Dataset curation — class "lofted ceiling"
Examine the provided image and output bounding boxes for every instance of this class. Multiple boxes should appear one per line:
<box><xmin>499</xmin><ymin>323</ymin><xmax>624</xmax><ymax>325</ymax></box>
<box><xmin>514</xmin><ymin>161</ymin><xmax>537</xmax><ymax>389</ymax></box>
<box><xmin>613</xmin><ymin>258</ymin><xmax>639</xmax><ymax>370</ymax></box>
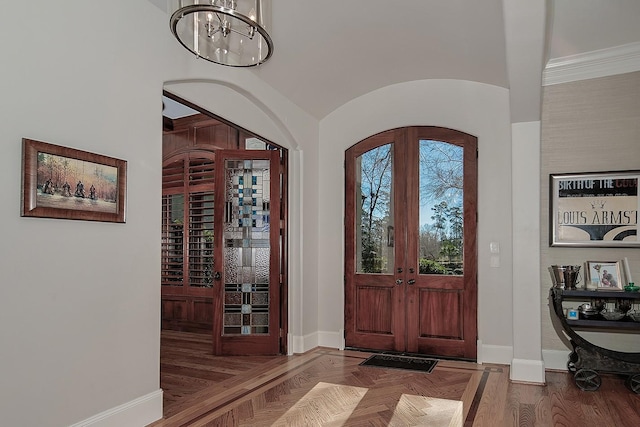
<box><xmin>153</xmin><ymin>0</ymin><xmax>640</xmax><ymax>120</ymax></box>
<box><xmin>252</xmin><ymin>0</ymin><xmax>509</xmax><ymax>119</ymax></box>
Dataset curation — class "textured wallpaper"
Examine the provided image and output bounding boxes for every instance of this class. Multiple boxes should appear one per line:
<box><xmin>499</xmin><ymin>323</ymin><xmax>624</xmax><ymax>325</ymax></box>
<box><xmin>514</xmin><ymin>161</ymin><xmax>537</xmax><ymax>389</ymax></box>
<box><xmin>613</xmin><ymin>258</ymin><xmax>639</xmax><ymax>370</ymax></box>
<box><xmin>541</xmin><ymin>71</ymin><xmax>640</xmax><ymax>351</ymax></box>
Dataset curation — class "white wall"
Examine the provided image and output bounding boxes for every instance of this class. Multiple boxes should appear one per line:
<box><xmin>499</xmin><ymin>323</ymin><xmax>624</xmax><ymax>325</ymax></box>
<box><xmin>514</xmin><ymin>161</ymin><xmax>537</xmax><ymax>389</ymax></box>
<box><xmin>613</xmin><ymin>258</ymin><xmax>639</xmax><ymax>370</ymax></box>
<box><xmin>511</xmin><ymin>121</ymin><xmax>544</xmax><ymax>383</ymax></box>
<box><xmin>0</xmin><ymin>1</ymin><xmax>169</xmax><ymax>426</ymax></box>
<box><xmin>0</xmin><ymin>0</ymin><xmax>319</xmax><ymax>425</ymax></box>
<box><xmin>317</xmin><ymin>79</ymin><xmax>515</xmax><ymax>361</ymax></box>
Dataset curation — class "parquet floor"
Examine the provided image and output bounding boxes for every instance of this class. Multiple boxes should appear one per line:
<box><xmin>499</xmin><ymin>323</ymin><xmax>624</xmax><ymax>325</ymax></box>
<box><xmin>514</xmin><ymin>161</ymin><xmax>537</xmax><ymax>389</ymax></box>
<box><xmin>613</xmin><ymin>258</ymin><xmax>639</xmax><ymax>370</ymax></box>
<box><xmin>150</xmin><ymin>331</ymin><xmax>640</xmax><ymax>426</ymax></box>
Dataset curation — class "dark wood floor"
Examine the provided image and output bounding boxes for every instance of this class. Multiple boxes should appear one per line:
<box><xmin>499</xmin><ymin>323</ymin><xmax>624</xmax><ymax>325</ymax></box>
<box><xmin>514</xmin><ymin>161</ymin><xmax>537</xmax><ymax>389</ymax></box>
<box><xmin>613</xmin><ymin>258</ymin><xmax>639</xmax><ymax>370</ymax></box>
<box><xmin>150</xmin><ymin>330</ymin><xmax>640</xmax><ymax>426</ymax></box>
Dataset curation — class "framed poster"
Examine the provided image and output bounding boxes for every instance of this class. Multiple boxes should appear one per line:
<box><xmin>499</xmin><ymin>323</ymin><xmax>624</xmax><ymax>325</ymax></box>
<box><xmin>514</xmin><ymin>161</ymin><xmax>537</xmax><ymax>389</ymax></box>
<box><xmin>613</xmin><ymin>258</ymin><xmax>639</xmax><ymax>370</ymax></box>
<box><xmin>21</xmin><ymin>138</ymin><xmax>127</xmax><ymax>223</ymax></box>
<box><xmin>550</xmin><ymin>171</ymin><xmax>639</xmax><ymax>247</ymax></box>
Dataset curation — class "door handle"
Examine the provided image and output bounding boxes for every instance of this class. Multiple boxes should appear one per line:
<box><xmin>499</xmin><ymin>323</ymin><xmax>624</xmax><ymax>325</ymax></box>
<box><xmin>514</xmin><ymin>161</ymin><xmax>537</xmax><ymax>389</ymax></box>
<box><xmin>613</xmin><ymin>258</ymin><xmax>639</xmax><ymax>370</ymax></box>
<box><xmin>396</xmin><ymin>279</ymin><xmax>403</xmax><ymax>285</ymax></box>
<box><xmin>407</xmin><ymin>279</ymin><xmax>416</xmax><ymax>285</ymax></box>
<box><xmin>214</xmin><ymin>271</ymin><xmax>222</xmax><ymax>281</ymax></box>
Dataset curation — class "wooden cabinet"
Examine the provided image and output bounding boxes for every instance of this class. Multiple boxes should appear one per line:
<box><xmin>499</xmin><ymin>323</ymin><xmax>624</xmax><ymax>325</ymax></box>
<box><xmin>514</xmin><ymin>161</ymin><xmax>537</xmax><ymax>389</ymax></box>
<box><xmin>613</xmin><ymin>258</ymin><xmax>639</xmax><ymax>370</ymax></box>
<box><xmin>161</xmin><ymin>114</ymin><xmax>235</xmax><ymax>333</ymax></box>
<box><xmin>163</xmin><ymin>113</ymin><xmax>239</xmax><ymax>156</ymax></box>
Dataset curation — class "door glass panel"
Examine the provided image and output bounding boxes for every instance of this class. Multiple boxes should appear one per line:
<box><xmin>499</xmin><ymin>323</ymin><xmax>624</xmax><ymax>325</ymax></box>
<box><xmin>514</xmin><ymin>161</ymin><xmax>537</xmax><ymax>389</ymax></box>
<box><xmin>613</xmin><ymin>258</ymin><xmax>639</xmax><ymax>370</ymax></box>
<box><xmin>355</xmin><ymin>144</ymin><xmax>394</xmax><ymax>274</ymax></box>
<box><xmin>223</xmin><ymin>159</ymin><xmax>271</xmax><ymax>335</ymax></box>
<box><xmin>161</xmin><ymin>194</ymin><xmax>184</xmax><ymax>286</ymax></box>
<box><xmin>419</xmin><ymin>140</ymin><xmax>464</xmax><ymax>275</ymax></box>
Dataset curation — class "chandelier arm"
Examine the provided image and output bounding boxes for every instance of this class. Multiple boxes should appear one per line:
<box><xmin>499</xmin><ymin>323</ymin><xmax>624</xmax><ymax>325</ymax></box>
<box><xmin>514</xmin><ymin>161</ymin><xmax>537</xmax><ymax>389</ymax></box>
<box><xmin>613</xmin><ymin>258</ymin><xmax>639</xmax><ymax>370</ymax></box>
<box><xmin>207</xmin><ymin>27</ymin><xmax>222</xmax><ymax>37</ymax></box>
<box><xmin>214</xmin><ymin>11</ymin><xmax>226</xmax><ymax>23</ymax></box>
<box><xmin>227</xmin><ymin>26</ymin><xmax>256</xmax><ymax>39</ymax></box>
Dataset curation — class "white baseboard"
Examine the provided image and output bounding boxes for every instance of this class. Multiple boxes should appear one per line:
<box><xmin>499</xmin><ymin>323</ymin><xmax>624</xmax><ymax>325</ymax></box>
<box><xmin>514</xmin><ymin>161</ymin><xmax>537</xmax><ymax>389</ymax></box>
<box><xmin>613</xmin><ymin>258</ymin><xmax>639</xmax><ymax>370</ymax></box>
<box><xmin>542</xmin><ymin>349</ymin><xmax>571</xmax><ymax>371</ymax></box>
<box><xmin>478</xmin><ymin>343</ymin><xmax>513</xmax><ymax>365</ymax></box>
<box><xmin>291</xmin><ymin>332</ymin><xmax>319</xmax><ymax>354</ymax></box>
<box><xmin>69</xmin><ymin>389</ymin><xmax>163</xmax><ymax>427</ymax></box>
<box><xmin>510</xmin><ymin>358</ymin><xmax>545</xmax><ymax>384</ymax></box>
<box><xmin>287</xmin><ymin>332</ymin><xmax>294</xmax><ymax>355</ymax></box>
<box><xmin>290</xmin><ymin>330</ymin><xmax>345</xmax><ymax>354</ymax></box>
<box><xmin>479</xmin><ymin>342</ymin><xmax>546</xmax><ymax>383</ymax></box>
<box><xmin>338</xmin><ymin>329</ymin><xmax>345</xmax><ymax>350</ymax></box>
<box><xmin>318</xmin><ymin>330</ymin><xmax>343</xmax><ymax>350</ymax></box>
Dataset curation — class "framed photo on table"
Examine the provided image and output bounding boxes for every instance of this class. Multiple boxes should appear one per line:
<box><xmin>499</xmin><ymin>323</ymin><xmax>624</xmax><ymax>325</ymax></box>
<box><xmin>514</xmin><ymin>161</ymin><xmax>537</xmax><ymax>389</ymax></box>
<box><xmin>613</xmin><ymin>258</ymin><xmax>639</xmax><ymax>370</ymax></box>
<box><xmin>550</xmin><ymin>171</ymin><xmax>640</xmax><ymax>247</ymax></box>
<box><xmin>586</xmin><ymin>261</ymin><xmax>623</xmax><ymax>291</ymax></box>
<box><xmin>21</xmin><ymin>138</ymin><xmax>127</xmax><ymax>223</ymax></box>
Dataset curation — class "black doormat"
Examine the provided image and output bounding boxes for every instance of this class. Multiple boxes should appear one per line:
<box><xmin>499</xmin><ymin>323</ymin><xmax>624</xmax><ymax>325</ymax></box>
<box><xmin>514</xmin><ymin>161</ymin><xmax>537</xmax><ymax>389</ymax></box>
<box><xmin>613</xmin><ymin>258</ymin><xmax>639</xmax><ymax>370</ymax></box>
<box><xmin>359</xmin><ymin>354</ymin><xmax>438</xmax><ymax>373</ymax></box>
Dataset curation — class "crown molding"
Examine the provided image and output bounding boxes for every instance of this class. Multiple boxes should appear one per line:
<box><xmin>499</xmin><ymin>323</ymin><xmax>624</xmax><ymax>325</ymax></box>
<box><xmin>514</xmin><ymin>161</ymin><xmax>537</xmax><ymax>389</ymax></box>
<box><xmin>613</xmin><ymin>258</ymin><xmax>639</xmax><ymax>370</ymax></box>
<box><xmin>543</xmin><ymin>41</ymin><xmax>640</xmax><ymax>86</ymax></box>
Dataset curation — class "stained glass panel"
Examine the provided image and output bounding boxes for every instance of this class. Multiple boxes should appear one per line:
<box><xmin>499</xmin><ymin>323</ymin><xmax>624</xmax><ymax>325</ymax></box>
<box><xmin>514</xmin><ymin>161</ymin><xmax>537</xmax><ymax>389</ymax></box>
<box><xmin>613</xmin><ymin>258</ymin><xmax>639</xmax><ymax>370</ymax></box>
<box><xmin>223</xmin><ymin>159</ymin><xmax>271</xmax><ymax>335</ymax></box>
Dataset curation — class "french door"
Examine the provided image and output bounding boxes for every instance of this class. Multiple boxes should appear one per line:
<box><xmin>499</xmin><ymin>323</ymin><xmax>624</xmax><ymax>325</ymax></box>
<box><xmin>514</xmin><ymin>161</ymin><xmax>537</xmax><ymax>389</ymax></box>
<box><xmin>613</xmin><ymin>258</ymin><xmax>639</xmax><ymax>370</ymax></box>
<box><xmin>161</xmin><ymin>149</ymin><xmax>282</xmax><ymax>356</ymax></box>
<box><xmin>344</xmin><ymin>127</ymin><xmax>478</xmax><ymax>359</ymax></box>
<box><xmin>212</xmin><ymin>150</ymin><xmax>281</xmax><ymax>355</ymax></box>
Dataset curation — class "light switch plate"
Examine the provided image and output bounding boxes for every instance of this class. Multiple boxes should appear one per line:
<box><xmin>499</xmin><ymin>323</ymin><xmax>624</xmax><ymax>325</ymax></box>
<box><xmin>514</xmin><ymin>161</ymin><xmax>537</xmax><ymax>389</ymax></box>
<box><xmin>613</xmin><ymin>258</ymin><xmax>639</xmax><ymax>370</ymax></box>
<box><xmin>490</xmin><ymin>255</ymin><xmax>500</xmax><ymax>268</ymax></box>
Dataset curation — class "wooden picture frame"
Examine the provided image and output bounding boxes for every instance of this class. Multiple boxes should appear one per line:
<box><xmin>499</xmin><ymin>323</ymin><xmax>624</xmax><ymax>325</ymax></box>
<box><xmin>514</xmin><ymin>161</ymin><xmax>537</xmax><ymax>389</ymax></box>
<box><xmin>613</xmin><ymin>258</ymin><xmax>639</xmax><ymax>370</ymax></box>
<box><xmin>21</xmin><ymin>138</ymin><xmax>127</xmax><ymax>223</ymax></box>
<box><xmin>586</xmin><ymin>261</ymin><xmax>623</xmax><ymax>291</ymax></box>
<box><xmin>550</xmin><ymin>171</ymin><xmax>640</xmax><ymax>247</ymax></box>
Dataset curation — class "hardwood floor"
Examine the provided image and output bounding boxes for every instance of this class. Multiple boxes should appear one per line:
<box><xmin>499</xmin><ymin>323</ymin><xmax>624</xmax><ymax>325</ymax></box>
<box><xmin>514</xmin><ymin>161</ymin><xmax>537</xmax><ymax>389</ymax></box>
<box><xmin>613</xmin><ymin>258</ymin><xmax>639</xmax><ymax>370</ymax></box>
<box><xmin>150</xmin><ymin>330</ymin><xmax>640</xmax><ymax>426</ymax></box>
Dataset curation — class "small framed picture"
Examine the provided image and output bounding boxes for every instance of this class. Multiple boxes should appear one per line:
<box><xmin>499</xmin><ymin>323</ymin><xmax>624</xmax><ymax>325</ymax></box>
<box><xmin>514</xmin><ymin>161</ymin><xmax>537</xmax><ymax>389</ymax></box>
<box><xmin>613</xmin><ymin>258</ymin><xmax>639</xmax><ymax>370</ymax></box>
<box><xmin>21</xmin><ymin>138</ymin><xmax>127</xmax><ymax>223</ymax></box>
<box><xmin>586</xmin><ymin>261</ymin><xmax>623</xmax><ymax>291</ymax></box>
<box><xmin>567</xmin><ymin>309</ymin><xmax>579</xmax><ymax>320</ymax></box>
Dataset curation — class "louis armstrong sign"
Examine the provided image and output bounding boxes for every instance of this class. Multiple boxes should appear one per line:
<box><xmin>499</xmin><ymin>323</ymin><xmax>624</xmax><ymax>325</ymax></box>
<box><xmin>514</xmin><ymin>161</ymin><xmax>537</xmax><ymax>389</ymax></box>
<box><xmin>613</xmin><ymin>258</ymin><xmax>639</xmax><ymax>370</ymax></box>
<box><xmin>550</xmin><ymin>171</ymin><xmax>639</xmax><ymax>247</ymax></box>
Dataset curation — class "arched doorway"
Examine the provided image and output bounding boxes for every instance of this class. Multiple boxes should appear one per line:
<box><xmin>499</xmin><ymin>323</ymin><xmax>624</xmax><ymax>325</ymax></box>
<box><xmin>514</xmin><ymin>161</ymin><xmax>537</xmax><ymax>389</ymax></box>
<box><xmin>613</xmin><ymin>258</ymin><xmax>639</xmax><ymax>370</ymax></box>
<box><xmin>344</xmin><ymin>126</ymin><xmax>478</xmax><ymax>360</ymax></box>
<box><xmin>161</xmin><ymin>92</ymin><xmax>288</xmax><ymax>356</ymax></box>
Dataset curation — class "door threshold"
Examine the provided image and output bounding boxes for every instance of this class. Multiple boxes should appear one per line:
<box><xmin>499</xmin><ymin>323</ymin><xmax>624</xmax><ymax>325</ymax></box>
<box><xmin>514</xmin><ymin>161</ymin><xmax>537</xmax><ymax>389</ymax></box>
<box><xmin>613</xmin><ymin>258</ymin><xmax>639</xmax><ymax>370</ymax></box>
<box><xmin>344</xmin><ymin>346</ymin><xmax>476</xmax><ymax>363</ymax></box>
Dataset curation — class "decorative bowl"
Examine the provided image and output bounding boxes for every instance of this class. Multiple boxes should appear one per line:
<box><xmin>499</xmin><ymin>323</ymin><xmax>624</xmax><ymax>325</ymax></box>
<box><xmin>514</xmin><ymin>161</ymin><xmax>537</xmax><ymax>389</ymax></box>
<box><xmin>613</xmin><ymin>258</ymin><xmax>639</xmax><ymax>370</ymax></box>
<box><xmin>579</xmin><ymin>305</ymin><xmax>601</xmax><ymax>319</ymax></box>
<box><xmin>624</xmin><ymin>285</ymin><xmax>640</xmax><ymax>292</ymax></box>
<box><xmin>601</xmin><ymin>309</ymin><xmax>625</xmax><ymax>321</ymax></box>
<box><xmin>580</xmin><ymin>313</ymin><xmax>600</xmax><ymax>320</ymax></box>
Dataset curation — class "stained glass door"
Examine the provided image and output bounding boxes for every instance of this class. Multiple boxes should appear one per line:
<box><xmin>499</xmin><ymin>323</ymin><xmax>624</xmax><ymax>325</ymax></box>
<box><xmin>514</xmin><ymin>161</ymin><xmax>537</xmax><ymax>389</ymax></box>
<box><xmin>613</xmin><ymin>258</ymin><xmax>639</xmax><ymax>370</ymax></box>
<box><xmin>213</xmin><ymin>150</ymin><xmax>281</xmax><ymax>355</ymax></box>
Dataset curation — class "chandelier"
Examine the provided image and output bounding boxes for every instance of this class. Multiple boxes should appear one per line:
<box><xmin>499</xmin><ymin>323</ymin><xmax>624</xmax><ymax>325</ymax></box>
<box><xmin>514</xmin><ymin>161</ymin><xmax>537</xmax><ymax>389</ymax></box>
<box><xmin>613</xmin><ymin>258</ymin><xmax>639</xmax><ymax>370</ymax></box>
<box><xmin>170</xmin><ymin>0</ymin><xmax>273</xmax><ymax>67</ymax></box>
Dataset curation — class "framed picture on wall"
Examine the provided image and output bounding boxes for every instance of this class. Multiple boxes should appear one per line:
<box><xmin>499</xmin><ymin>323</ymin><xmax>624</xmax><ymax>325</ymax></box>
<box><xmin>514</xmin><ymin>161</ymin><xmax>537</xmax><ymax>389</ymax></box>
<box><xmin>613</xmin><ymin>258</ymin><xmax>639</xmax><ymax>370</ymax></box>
<box><xmin>586</xmin><ymin>261</ymin><xmax>623</xmax><ymax>291</ymax></box>
<box><xmin>21</xmin><ymin>138</ymin><xmax>127</xmax><ymax>223</ymax></box>
<box><xmin>550</xmin><ymin>171</ymin><xmax>640</xmax><ymax>247</ymax></box>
